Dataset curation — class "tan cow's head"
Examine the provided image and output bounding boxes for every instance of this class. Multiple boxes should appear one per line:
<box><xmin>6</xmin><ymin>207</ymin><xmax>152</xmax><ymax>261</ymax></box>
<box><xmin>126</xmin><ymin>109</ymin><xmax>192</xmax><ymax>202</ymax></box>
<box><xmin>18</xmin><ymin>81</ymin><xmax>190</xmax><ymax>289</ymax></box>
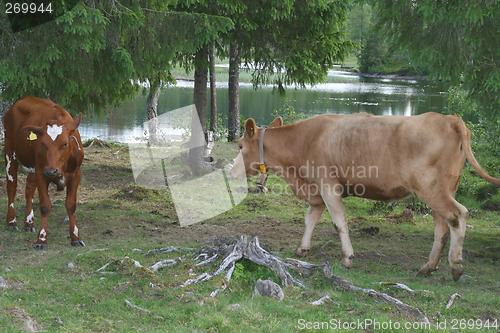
<box><xmin>23</xmin><ymin>114</ymin><xmax>82</xmax><ymax>188</ymax></box>
<box><xmin>230</xmin><ymin>116</ymin><xmax>283</xmax><ymax>179</ymax></box>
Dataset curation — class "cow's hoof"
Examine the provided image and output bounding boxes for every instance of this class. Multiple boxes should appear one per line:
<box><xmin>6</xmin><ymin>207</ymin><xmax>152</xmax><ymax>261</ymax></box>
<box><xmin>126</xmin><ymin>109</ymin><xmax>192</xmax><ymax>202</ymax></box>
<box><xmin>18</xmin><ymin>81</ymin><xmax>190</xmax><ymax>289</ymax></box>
<box><xmin>24</xmin><ymin>224</ymin><xmax>35</xmax><ymax>232</ymax></box>
<box><xmin>451</xmin><ymin>266</ymin><xmax>464</xmax><ymax>282</ymax></box>
<box><xmin>295</xmin><ymin>247</ymin><xmax>310</xmax><ymax>257</ymax></box>
<box><xmin>417</xmin><ymin>265</ymin><xmax>435</xmax><ymax>277</ymax></box>
<box><xmin>7</xmin><ymin>222</ymin><xmax>18</xmax><ymax>230</ymax></box>
<box><xmin>71</xmin><ymin>240</ymin><xmax>86</xmax><ymax>247</ymax></box>
<box><xmin>341</xmin><ymin>257</ymin><xmax>353</xmax><ymax>269</ymax></box>
<box><xmin>34</xmin><ymin>243</ymin><xmax>48</xmax><ymax>250</ymax></box>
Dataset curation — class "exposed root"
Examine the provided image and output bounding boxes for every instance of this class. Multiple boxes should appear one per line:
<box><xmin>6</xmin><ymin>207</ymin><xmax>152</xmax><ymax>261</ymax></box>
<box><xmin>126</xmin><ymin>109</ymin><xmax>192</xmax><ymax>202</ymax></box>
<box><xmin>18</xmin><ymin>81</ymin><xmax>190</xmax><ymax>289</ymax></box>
<box><xmin>323</xmin><ymin>264</ymin><xmax>430</xmax><ymax>324</ymax></box>
<box><xmin>145</xmin><ymin>246</ymin><xmax>191</xmax><ymax>256</ymax></box>
<box><xmin>150</xmin><ymin>259</ymin><xmax>177</xmax><ymax>272</ymax></box>
<box><xmin>182</xmin><ymin>236</ymin><xmax>304</xmax><ymax>288</ymax></box>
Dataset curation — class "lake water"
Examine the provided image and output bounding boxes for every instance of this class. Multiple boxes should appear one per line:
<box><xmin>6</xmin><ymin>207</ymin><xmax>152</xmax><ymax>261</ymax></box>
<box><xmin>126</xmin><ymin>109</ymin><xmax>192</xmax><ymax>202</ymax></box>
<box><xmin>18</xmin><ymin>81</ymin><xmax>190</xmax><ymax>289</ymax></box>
<box><xmin>79</xmin><ymin>68</ymin><xmax>448</xmax><ymax>143</ymax></box>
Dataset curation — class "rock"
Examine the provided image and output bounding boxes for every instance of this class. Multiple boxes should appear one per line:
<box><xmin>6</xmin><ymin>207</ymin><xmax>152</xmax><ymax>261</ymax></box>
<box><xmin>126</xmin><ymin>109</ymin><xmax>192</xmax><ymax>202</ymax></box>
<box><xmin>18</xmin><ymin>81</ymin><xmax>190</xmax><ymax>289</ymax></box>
<box><xmin>229</xmin><ymin>303</ymin><xmax>241</xmax><ymax>311</ymax></box>
<box><xmin>54</xmin><ymin>317</ymin><xmax>64</xmax><ymax>326</ymax></box>
<box><xmin>254</xmin><ymin>279</ymin><xmax>284</xmax><ymax>301</ymax></box>
<box><xmin>66</xmin><ymin>262</ymin><xmax>76</xmax><ymax>270</ymax></box>
<box><xmin>0</xmin><ymin>276</ymin><xmax>8</xmax><ymax>289</ymax></box>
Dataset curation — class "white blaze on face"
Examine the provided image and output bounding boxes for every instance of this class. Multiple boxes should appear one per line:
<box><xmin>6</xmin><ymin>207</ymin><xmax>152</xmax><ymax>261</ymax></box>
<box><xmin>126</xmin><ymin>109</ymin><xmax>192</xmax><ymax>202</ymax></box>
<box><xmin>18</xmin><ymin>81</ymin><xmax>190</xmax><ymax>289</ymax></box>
<box><xmin>39</xmin><ymin>228</ymin><xmax>47</xmax><ymax>242</ymax></box>
<box><xmin>26</xmin><ymin>210</ymin><xmax>34</xmax><ymax>224</ymax></box>
<box><xmin>73</xmin><ymin>225</ymin><xmax>79</xmax><ymax>237</ymax></box>
<box><xmin>5</xmin><ymin>154</ymin><xmax>14</xmax><ymax>182</ymax></box>
<box><xmin>9</xmin><ymin>202</ymin><xmax>14</xmax><ymax>208</ymax></box>
<box><xmin>47</xmin><ymin>124</ymin><xmax>63</xmax><ymax>141</ymax></box>
<box><xmin>8</xmin><ymin>217</ymin><xmax>16</xmax><ymax>224</ymax></box>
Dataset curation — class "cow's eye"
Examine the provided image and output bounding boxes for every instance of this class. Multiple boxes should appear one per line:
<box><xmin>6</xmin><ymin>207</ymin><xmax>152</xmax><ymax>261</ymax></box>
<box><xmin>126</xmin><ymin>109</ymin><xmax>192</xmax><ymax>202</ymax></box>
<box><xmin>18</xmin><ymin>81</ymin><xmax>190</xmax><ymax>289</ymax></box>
<box><xmin>61</xmin><ymin>143</ymin><xmax>68</xmax><ymax>149</ymax></box>
<box><xmin>239</xmin><ymin>144</ymin><xmax>243</xmax><ymax>150</ymax></box>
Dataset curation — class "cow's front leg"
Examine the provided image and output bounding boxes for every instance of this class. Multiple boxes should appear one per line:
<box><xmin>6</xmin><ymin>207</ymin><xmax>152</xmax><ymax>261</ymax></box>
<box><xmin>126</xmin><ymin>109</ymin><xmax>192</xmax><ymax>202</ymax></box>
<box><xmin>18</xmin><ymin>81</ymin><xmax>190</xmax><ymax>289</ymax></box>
<box><xmin>5</xmin><ymin>149</ymin><xmax>18</xmax><ymax>228</ymax></box>
<box><xmin>23</xmin><ymin>173</ymin><xmax>37</xmax><ymax>232</ymax></box>
<box><xmin>296</xmin><ymin>204</ymin><xmax>325</xmax><ymax>256</ymax></box>
<box><xmin>321</xmin><ymin>186</ymin><xmax>354</xmax><ymax>268</ymax></box>
<box><xmin>34</xmin><ymin>174</ymin><xmax>50</xmax><ymax>250</ymax></box>
<box><xmin>66</xmin><ymin>171</ymin><xmax>84</xmax><ymax>247</ymax></box>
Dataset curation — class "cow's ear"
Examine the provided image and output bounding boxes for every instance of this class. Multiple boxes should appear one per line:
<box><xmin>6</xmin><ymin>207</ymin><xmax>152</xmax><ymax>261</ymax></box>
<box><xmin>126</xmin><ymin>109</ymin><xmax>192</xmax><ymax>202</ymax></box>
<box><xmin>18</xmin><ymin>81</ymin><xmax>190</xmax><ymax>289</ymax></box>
<box><xmin>244</xmin><ymin>118</ymin><xmax>256</xmax><ymax>138</ymax></box>
<box><xmin>269</xmin><ymin>116</ymin><xmax>283</xmax><ymax>128</ymax></box>
<box><xmin>22</xmin><ymin>125</ymin><xmax>44</xmax><ymax>140</ymax></box>
<box><xmin>73</xmin><ymin>113</ymin><xmax>82</xmax><ymax>130</ymax></box>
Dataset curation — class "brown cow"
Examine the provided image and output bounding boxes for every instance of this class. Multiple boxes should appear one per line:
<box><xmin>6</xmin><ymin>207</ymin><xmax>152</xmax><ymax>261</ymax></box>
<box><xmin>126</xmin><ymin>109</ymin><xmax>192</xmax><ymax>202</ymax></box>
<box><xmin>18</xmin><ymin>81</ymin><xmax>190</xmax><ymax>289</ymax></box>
<box><xmin>231</xmin><ymin>113</ymin><xmax>500</xmax><ymax>281</ymax></box>
<box><xmin>3</xmin><ymin>96</ymin><xmax>85</xmax><ymax>249</ymax></box>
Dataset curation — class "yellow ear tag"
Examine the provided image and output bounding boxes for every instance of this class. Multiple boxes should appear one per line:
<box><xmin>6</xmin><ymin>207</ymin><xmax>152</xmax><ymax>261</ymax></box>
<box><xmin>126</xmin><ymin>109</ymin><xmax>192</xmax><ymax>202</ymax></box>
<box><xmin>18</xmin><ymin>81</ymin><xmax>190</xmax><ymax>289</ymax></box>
<box><xmin>259</xmin><ymin>163</ymin><xmax>267</xmax><ymax>174</ymax></box>
<box><xmin>28</xmin><ymin>131</ymin><xmax>37</xmax><ymax>141</ymax></box>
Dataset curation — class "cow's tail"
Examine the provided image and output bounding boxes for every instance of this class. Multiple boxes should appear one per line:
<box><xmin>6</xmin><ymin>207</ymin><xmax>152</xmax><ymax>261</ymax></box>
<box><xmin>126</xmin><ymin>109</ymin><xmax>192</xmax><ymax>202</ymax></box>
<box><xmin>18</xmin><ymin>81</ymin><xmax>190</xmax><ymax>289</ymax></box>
<box><xmin>455</xmin><ymin>117</ymin><xmax>500</xmax><ymax>186</ymax></box>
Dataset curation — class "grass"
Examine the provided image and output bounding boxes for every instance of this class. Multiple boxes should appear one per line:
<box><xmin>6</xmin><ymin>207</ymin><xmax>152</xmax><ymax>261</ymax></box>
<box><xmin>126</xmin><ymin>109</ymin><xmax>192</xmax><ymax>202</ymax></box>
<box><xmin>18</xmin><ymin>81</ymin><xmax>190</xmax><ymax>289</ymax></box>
<box><xmin>0</xmin><ymin>144</ymin><xmax>499</xmax><ymax>332</ymax></box>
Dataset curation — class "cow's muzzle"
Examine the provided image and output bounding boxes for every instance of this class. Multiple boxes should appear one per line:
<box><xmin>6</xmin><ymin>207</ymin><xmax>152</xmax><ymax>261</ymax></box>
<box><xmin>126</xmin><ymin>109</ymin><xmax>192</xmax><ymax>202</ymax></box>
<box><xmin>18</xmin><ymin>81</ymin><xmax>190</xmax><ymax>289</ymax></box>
<box><xmin>43</xmin><ymin>168</ymin><xmax>65</xmax><ymax>191</ymax></box>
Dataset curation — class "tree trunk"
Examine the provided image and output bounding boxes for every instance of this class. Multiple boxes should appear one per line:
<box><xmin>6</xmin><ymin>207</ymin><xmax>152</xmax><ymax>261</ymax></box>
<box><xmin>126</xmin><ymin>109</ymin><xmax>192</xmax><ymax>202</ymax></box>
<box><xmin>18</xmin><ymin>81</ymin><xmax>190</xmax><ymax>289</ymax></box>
<box><xmin>146</xmin><ymin>78</ymin><xmax>161</xmax><ymax>144</ymax></box>
<box><xmin>228</xmin><ymin>42</ymin><xmax>240</xmax><ymax>142</ymax></box>
<box><xmin>193</xmin><ymin>46</ymin><xmax>209</xmax><ymax>132</ymax></box>
<box><xmin>189</xmin><ymin>46</ymin><xmax>209</xmax><ymax>175</ymax></box>
<box><xmin>209</xmin><ymin>43</ymin><xmax>217</xmax><ymax>135</ymax></box>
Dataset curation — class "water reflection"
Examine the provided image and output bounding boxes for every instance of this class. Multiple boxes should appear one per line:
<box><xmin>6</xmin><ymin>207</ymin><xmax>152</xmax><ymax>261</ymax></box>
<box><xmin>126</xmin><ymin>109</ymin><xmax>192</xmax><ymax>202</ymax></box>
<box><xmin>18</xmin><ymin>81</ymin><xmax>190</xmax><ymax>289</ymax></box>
<box><xmin>80</xmin><ymin>70</ymin><xmax>447</xmax><ymax>143</ymax></box>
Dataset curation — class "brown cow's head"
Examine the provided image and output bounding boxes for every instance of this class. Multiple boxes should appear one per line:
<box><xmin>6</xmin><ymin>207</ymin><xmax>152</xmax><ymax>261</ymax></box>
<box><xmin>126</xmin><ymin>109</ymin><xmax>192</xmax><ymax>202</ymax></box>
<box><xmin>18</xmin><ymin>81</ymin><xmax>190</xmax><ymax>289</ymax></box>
<box><xmin>23</xmin><ymin>113</ymin><xmax>82</xmax><ymax>190</ymax></box>
<box><xmin>230</xmin><ymin>116</ymin><xmax>283</xmax><ymax>179</ymax></box>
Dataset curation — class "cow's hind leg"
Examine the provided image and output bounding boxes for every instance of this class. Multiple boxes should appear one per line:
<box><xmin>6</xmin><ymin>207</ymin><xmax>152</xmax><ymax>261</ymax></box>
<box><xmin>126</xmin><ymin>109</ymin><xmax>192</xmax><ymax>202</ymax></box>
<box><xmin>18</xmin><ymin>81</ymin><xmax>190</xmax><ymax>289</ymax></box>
<box><xmin>296</xmin><ymin>203</ymin><xmax>325</xmax><ymax>256</ymax></box>
<box><xmin>446</xmin><ymin>200</ymin><xmax>468</xmax><ymax>281</ymax></box>
<box><xmin>66</xmin><ymin>170</ymin><xmax>85</xmax><ymax>247</ymax></box>
<box><xmin>321</xmin><ymin>187</ymin><xmax>354</xmax><ymax>268</ymax></box>
<box><xmin>4</xmin><ymin>144</ymin><xmax>18</xmax><ymax>228</ymax></box>
<box><xmin>23</xmin><ymin>172</ymin><xmax>37</xmax><ymax>232</ymax></box>
<box><xmin>417</xmin><ymin>212</ymin><xmax>449</xmax><ymax>276</ymax></box>
<box><xmin>420</xmin><ymin>193</ymin><xmax>468</xmax><ymax>281</ymax></box>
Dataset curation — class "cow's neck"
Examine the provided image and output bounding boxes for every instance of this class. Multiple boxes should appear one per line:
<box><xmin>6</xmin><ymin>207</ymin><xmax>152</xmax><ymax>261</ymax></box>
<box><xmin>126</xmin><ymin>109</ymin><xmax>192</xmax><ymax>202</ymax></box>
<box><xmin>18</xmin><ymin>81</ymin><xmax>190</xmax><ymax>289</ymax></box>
<box><xmin>262</xmin><ymin>124</ymin><xmax>303</xmax><ymax>172</ymax></box>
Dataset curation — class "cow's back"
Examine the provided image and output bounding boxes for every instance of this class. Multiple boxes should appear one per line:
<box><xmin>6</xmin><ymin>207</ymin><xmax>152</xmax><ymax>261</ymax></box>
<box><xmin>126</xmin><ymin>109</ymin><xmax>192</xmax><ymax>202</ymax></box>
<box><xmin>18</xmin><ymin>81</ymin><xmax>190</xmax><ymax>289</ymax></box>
<box><xmin>300</xmin><ymin>113</ymin><xmax>464</xmax><ymax>200</ymax></box>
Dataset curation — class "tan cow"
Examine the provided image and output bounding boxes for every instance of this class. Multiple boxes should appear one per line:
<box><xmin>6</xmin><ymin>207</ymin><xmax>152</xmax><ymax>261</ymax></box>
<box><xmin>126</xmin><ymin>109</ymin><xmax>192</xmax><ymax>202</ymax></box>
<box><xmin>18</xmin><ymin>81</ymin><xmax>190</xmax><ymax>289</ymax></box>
<box><xmin>231</xmin><ymin>113</ymin><xmax>500</xmax><ymax>281</ymax></box>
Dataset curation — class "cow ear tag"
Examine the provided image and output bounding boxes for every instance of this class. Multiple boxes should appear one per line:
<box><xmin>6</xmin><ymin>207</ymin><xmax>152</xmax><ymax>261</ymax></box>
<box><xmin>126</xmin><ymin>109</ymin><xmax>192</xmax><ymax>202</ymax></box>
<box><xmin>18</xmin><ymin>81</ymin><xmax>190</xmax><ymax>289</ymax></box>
<box><xmin>28</xmin><ymin>131</ymin><xmax>38</xmax><ymax>141</ymax></box>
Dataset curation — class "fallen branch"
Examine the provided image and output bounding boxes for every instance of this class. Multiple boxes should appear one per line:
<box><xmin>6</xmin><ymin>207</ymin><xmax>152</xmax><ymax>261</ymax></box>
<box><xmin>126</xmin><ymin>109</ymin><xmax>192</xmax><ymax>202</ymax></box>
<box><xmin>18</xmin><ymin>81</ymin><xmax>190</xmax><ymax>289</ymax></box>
<box><xmin>323</xmin><ymin>264</ymin><xmax>429</xmax><ymax>324</ymax></box>
<box><xmin>96</xmin><ymin>257</ymin><xmax>144</xmax><ymax>274</ymax></box>
<box><xmin>76</xmin><ymin>248</ymin><xmax>109</xmax><ymax>257</ymax></box>
<box><xmin>310</xmin><ymin>295</ymin><xmax>332</xmax><ymax>306</ymax></box>
<box><xmin>445</xmin><ymin>293</ymin><xmax>461</xmax><ymax>309</ymax></box>
<box><xmin>378</xmin><ymin>282</ymin><xmax>415</xmax><ymax>293</ymax></box>
<box><xmin>145</xmin><ymin>246</ymin><xmax>181</xmax><ymax>256</ymax></box>
<box><xmin>124</xmin><ymin>299</ymin><xmax>164</xmax><ymax>320</ymax></box>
